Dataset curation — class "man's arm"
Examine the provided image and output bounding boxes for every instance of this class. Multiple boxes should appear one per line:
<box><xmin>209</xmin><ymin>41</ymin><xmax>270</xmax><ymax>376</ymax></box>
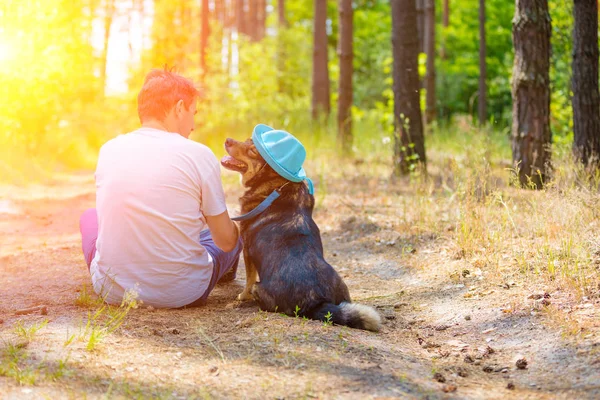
<box><xmin>205</xmin><ymin>211</ymin><xmax>240</xmax><ymax>252</ymax></box>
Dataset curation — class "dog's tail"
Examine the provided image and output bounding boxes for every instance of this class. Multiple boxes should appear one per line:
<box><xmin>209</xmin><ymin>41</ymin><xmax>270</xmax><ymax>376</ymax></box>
<box><xmin>307</xmin><ymin>302</ymin><xmax>382</xmax><ymax>332</ymax></box>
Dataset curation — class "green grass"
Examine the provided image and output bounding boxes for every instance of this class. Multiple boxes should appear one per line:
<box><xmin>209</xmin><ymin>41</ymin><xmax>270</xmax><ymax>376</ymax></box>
<box><xmin>74</xmin><ymin>284</ymin><xmax>104</xmax><ymax>309</ymax></box>
<box><xmin>72</xmin><ymin>287</ymin><xmax>139</xmax><ymax>352</ymax></box>
<box><xmin>13</xmin><ymin>319</ymin><xmax>48</xmax><ymax>343</ymax></box>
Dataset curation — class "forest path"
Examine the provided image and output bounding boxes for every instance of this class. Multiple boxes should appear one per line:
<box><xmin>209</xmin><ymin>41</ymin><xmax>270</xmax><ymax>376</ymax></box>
<box><xmin>1</xmin><ymin>173</ymin><xmax>598</xmax><ymax>399</ymax></box>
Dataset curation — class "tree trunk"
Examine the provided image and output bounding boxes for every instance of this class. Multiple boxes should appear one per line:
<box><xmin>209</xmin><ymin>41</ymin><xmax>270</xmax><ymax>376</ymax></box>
<box><xmin>511</xmin><ymin>0</ymin><xmax>551</xmax><ymax>189</ymax></box>
<box><xmin>100</xmin><ymin>0</ymin><xmax>115</xmax><ymax>96</ymax></box>
<box><xmin>248</xmin><ymin>0</ymin><xmax>258</xmax><ymax>40</ymax></box>
<box><xmin>215</xmin><ymin>0</ymin><xmax>224</xmax><ymax>25</ymax></box>
<box><xmin>478</xmin><ymin>0</ymin><xmax>487</xmax><ymax>125</ymax></box>
<box><xmin>425</xmin><ymin>0</ymin><xmax>436</xmax><ymax>124</ymax></box>
<box><xmin>200</xmin><ymin>0</ymin><xmax>210</xmax><ymax>78</ymax></box>
<box><xmin>443</xmin><ymin>0</ymin><xmax>449</xmax><ymax>27</ymax></box>
<box><xmin>257</xmin><ymin>0</ymin><xmax>267</xmax><ymax>40</ymax></box>
<box><xmin>278</xmin><ymin>0</ymin><xmax>287</xmax><ymax>28</ymax></box>
<box><xmin>338</xmin><ymin>0</ymin><xmax>353</xmax><ymax>153</ymax></box>
<box><xmin>277</xmin><ymin>0</ymin><xmax>287</xmax><ymax>93</ymax></box>
<box><xmin>312</xmin><ymin>0</ymin><xmax>330</xmax><ymax>119</ymax></box>
<box><xmin>236</xmin><ymin>0</ymin><xmax>246</xmax><ymax>37</ymax></box>
<box><xmin>416</xmin><ymin>0</ymin><xmax>425</xmax><ymax>53</ymax></box>
<box><xmin>572</xmin><ymin>0</ymin><xmax>600</xmax><ymax>168</ymax></box>
<box><xmin>391</xmin><ymin>0</ymin><xmax>426</xmax><ymax>175</ymax></box>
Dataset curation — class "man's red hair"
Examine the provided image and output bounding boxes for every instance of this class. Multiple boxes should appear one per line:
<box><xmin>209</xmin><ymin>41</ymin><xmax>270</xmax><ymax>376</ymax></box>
<box><xmin>137</xmin><ymin>69</ymin><xmax>200</xmax><ymax>123</ymax></box>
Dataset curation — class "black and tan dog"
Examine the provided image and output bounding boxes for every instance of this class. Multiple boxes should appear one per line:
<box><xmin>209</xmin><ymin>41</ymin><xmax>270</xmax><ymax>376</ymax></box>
<box><xmin>221</xmin><ymin>138</ymin><xmax>381</xmax><ymax>332</ymax></box>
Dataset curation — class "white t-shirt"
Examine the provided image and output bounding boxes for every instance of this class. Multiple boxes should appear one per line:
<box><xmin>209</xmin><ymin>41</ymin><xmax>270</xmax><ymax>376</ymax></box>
<box><xmin>90</xmin><ymin>127</ymin><xmax>227</xmax><ymax>308</ymax></box>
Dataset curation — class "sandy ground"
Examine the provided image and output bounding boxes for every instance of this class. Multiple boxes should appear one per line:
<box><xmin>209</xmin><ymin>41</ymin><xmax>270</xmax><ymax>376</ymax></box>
<box><xmin>1</xmin><ymin>172</ymin><xmax>600</xmax><ymax>399</ymax></box>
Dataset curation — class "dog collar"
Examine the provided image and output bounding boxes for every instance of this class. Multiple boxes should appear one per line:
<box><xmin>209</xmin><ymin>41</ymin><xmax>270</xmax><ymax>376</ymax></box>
<box><xmin>231</xmin><ymin>182</ymin><xmax>291</xmax><ymax>222</ymax></box>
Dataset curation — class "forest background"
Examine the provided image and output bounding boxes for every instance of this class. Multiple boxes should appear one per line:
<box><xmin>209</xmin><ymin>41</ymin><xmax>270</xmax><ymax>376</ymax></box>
<box><xmin>0</xmin><ymin>0</ymin><xmax>582</xmax><ymax>181</ymax></box>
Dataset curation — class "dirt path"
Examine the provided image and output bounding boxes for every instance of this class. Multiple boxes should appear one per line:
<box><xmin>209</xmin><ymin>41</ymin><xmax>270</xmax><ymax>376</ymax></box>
<box><xmin>1</xmin><ymin>174</ymin><xmax>599</xmax><ymax>399</ymax></box>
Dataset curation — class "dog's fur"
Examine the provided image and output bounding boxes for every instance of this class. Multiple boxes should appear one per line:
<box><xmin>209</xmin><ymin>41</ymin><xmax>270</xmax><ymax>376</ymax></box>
<box><xmin>221</xmin><ymin>138</ymin><xmax>381</xmax><ymax>332</ymax></box>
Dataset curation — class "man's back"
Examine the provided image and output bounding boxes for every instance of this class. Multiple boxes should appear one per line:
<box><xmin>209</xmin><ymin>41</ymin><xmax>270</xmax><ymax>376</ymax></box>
<box><xmin>91</xmin><ymin>127</ymin><xmax>227</xmax><ymax>308</ymax></box>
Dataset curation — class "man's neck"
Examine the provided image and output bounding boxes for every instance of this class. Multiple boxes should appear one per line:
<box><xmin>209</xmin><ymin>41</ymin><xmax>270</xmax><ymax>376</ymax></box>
<box><xmin>142</xmin><ymin>120</ymin><xmax>171</xmax><ymax>133</ymax></box>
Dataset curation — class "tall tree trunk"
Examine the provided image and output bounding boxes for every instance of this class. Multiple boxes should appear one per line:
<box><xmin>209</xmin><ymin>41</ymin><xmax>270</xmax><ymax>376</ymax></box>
<box><xmin>215</xmin><ymin>0</ymin><xmax>224</xmax><ymax>24</ymax></box>
<box><xmin>214</xmin><ymin>0</ymin><xmax>225</xmax><ymax>59</ymax></box>
<box><xmin>425</xmin><ymin>0</ymin><xmax>436</xmax><ymax>124</ymax></box>
<box><xmin>200</xmin><ymin>0</ymin><xmax>210</xmax><ymax>78</ymax></box>
<box><xmin>572</xmin><ymin>0</ymin><xmax>600</xmax><ymax>168</ymax></box>
<box><xmin>100</xmin><ymin>0</ymin><xmax>115</xmax><ymax>96</ymax></box>
<box><xmin>248</xmin><ymin>0</ymin><xmax>258</xmax><ymax>40</ymax></box>
<box><xmin>391</xmin><ymin>0</ymin><xmax>426</xmax><ymax>175</ymax></box>
<box><xmin>478</xmin><ymin>0</ymin><xmax>487</xmax><ymax>125</ymax></box>
<box><xmin>278</xmin><ymin>0</ymin><xmax>287</xmax><ymax>28</ymax></box>
<box><xmin>236</xmin><ymin>0</ymin><xmax>246</xmax><ymax>37</ymax></box>
<box><xmin>312</xmin><ymin>0</ymin><xmax>330</xmax><ymax>119</ymax></box>
<box><xmin>277</xmin><ymin>0</ymin><xmax>287</xmax><ymax>93</ymax></box>
<box><xmin>511</xmin><ymin>0</ymin><xmax>551</xmax><ymax>189</ymax></box>
<box><xmin>338</xmin><ymin>0</ymin><xmax>353</xmax><ymax>153</ymax></box>
<box><xmin>443</xmin><ymin>0</ymin><xmax>449</xmax><ymax>27</ymax></box>
<box><xmin>416</xmin><ymin>0</ymin><xmax>425</xmax><ymax>53</ymax></box>
<box><xmin>257</xmin><ymin>0</ymin><xmax>267</xmax><ymax>40</ymax></box>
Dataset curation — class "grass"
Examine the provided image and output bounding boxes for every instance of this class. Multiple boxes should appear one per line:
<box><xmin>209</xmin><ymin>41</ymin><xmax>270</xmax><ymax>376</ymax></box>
<box><xmin>219</xmin><ymin>116</ymin><xmax>600</xmax><ymax>306</ymax></box>
<box><xmin>0</xmin><ymin>341</ymin><xmax>38</xmax><ymax>385</ymax></box>
<box><xmin>0</xmin><ymin>338</ymin><xmax>71</xmax><ymax>386</ymax></box>
<box><xmin>74</xmin><ymin>284</ymin><xmax>104</xmax><ymax>309</ymax></box>
<box><xmin>74</xmin><ymin>288</ymin><xmax>139</xmax><ymax>352</ymax></box>
<box><xmin>1</xmin><ymin>287</ymin><xmax>140</xmax><ymax>387</ymax></box>
<box><xmin>13</xmin><ymin>319</ymin><xmax>48</xmax><ymax>343</ymax></box>
<box><xmin>197</xmin><ymin>326</ymin><xmax>227</xmax><ymax>363</ymax></box>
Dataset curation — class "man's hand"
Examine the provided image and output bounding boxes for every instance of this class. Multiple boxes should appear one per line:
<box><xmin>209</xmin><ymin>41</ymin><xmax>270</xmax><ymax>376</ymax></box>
<box><xmin>205</xmin><ymin>211</ymin><xmax>239</xmax><ymax>252</ymax></box>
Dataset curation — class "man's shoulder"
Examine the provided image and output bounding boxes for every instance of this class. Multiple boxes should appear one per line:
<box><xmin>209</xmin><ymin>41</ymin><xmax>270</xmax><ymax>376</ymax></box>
<box><xmin>180</xmin><ymin>139</ymin><xmax>215</xmax><ymax>156</ymax></box>
<box><xmin>98</xmin><ymin>130</ymin><xmax>218</xmax><ymax>164</ymax></box>
<box><xmin>178</xmin><ymin>140</ymin><xmax>221</xmax><ymax>167</ymax></box>
<box><xmin>99</xmin><ymin>134</ymin><xmax>126</xmax><ymax>153</ymax></box>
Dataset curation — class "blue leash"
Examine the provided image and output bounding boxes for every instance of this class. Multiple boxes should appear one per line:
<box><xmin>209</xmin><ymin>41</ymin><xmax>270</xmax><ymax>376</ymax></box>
<box><xmin>231</xmin><ymin>190</ymin><xmax>281</xmax><ymax>222</ymax></box>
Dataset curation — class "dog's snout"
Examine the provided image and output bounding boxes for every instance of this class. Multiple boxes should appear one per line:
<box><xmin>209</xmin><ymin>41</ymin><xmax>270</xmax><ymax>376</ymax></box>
<box><xmin>225</xmin><ymin>138</ymin><xmax>235</xmax><ymax>147</ymax></box>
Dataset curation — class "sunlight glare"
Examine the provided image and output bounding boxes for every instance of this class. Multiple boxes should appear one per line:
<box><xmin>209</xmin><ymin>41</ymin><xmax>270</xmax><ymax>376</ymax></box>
<box><xmin>0</xmin><ymin>39</ymin><xmax>15</xmax><ymax>65</ymax></box>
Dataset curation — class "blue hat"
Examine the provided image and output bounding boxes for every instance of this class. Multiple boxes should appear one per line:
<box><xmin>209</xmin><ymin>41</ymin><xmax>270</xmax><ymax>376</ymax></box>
<box><xmin>252</xmin><ymin>124</ymin><xmax>314</xmax><ymax>195</ymax></box>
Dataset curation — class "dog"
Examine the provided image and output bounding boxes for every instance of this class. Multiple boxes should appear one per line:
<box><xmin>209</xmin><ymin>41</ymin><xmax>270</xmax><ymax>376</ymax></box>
<box><xmin>221</xmin><ymin>137</ymin><xmax>381</xmax><ymax>332</ymax></box>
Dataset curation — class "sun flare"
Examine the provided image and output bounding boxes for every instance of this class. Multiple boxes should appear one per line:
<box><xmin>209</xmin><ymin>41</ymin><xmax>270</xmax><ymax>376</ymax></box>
<box><xmin>0</xmin><ymin>39</ymin><xmax>15</xmax><ymax>65</ymax></box>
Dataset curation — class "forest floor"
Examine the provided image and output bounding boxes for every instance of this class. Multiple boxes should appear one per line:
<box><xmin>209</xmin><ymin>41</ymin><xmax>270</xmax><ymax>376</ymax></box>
<box><xmin>1</xmin><ymin>166</ymin><xmax>600</xmax><ymax>399</ymax></box>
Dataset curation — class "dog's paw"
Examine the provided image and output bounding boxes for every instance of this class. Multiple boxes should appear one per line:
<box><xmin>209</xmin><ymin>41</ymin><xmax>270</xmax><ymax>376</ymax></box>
<box><xmin>237</xmin><ymin>291</ymin><xmax>254</xmax><ymax>301</ymax></box>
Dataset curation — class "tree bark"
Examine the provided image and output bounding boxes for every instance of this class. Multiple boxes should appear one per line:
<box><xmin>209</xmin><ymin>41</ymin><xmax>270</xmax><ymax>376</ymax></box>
<box><xmin>572</xmin><ymin>0</ymin><xmax>600</xmax><ymax>168</ymax></box>
<box><xmin>338</xmin><ymin>0</ymin><xmax>353</xmax><ymax>153</ymax></box>
<box><xmin>257</xmin><ymin>0</ymin><xmax>267</xmax><ymax>40</ymax></box>
<box><xmin>236</xmin><ymin>0</ymin><xmax>246</xmax><ymax>37</ymax></box>
<box><xmin>511</xmin><ymin>0</ymin><xmax>552</xmax><ymax>189</ymax></box>
<box><xmin>478</xmin><ymin>0</ymin><xmax>487</xmax><ymax>125</ymax></box>
<box><xmin>215</xmin><ymin>0</ymin><xmax>224</xmax><ymax>25</ymax></box>
<box><xmin>443</xmin><ymin>0</ymin><xmax>449</xmax><ymax>27</ymax></box>
<box><xmin>277</xmin><ymin>0</ymin><xmax>287</xmax><ymax>93</ymax></box>
<box><xmin>248</xmin><ymin>0</ymin><xmax>258</xmax><ymax>40</ymax></box>
<box><xmin>425</xmin><ymin>0</ymin><xmax>436</xmax><ymax>124</ymax></box>
<box><xmin>391</xmin><ymin>0</ymin><xmax>426</xmax><ymax>175</ymax></box>
<box><xmin>278</xmin><ymin>0</ymin><xmax>288</xmax><ymax>28</ymax></box>
<box><xmin>312</xmin><ymin>0</ymin><xmax>330</xmax><ymax>119</ymax></box>
<box><xmin>200</xmin><ymin>0</ymin><xmax>210</xmax><ymax>78</ymax></box>
<box><xmin>416</xmin><ymin>0</ymin><xmax>425</xmax><ymax>53</ymax></box>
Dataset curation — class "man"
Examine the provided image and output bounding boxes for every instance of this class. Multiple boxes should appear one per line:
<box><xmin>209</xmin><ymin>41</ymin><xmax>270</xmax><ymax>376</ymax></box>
<box><xmin>79</xmin><ymin>69</ymin><xmax>242</xmax><ymax>308</ymax></box>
